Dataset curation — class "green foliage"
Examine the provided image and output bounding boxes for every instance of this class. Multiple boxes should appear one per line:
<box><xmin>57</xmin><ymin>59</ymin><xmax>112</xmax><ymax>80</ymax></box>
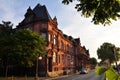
<box><xmin>97</xmin><ymin>42</ymin><xmax>120</xmax><ymax>64</ymax></box>
<box><xmin>90</xmin><ymin>57</ymin><xmax>97</xmax><ymax>65</ymax></box>
<box><xmin>0</xmin><ymin>21</ymin><xmax>17</xmax><ymax>76</ymax></box>
<box><xmin>0</xmin><ymin>21</ymin><xmax>16</xmax><ymax>65</ymax></box>
<box><xmin>0</xmin><ymin>21</ymin><xmax>47</xmax><ymax>76</ymax></box>
<box><xmin>14</xmin><ymin>30</ymin><xmax>47</xmax><ymax>67</ymax></box>
<box><xmin>106</xmin><ymin>68</ymin><xmax>119</xmax><ymax>80</ymax></box>
<box><xmin>62</xmin><ymin>0</ymin><xmax>120</xmax><ymax>25</ymax></box>
<box><xmin>95</xmin><ymin>66</ymin><xmax>120</xmax><ymax>80</ymax></box>
<box><xmin>95</xmin><ymin>66</ymin><xmax>107</xmax><ymax>75</ymax></box>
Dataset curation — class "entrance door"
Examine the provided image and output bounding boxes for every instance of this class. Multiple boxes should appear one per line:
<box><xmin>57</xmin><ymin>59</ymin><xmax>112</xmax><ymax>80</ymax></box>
<box><xmin>48</xmin><ymin>57</ymin><xmax>52</xmax><ymax>72</ymax></box>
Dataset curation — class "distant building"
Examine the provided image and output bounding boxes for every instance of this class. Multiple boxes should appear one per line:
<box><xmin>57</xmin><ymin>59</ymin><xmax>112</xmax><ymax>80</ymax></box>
<box><xmin>17</xmin><ymin>4</ymin><xmax>90</xmax><ymax>77</ymax></box>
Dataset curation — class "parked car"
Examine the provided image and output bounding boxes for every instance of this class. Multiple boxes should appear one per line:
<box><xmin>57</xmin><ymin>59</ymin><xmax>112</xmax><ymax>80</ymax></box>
<box><xmin>80</xmin><ymin>67</ymin><xmax>88</xmax><ymax>74</ymax></box>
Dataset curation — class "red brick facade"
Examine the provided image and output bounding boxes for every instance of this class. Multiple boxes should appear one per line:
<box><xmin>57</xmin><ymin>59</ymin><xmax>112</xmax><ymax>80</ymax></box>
<box><xmin>17</xmin><ymin>4</ymin><xmax>90</xmax><ymax>77</ymax></box>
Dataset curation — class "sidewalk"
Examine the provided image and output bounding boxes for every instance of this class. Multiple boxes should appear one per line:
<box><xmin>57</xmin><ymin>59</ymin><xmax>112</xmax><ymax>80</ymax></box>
<box><xmin>39</xmin><ymin>74</ymin><xmax>75</xmax><ymax>80</ymax></box>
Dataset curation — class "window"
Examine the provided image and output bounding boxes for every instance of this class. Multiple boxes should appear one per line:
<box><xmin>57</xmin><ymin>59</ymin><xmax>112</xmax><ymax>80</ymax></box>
<box><xmin>58</xmin><ymin>55</ymin><xmax>60</xmax><ymax>63</ymax></box>
<box><xmin>67</xmin><ymin>45</ymin><xmax>69</xmax><ymax>51</ymax></box>
<box><xmin>41</xmin><ymin>33</ymin><xmax>46</xmax><ymax>39</ymax></box>
<box><xmin>61</xmin><ymin>41</ymin><xmax>64</xmax><ymax>50</ymax></box>
<box><xmin>53</xmin><ymin>34</ymin><xmax>57</xmax><ymax>45</ymax></box>
<box><xmin>24</xmin><ymin>25</ymin><xmax>31</xmax><ymax>30</ymax></box>
<box><xmin>26</xmin><ymin>27</ymin><xmax>30</xmax><ymax>30</ymax></box>
<box><xmin>28</xmin><ymin>17</ymin><xmax>31</xmax><ymax>21</ymax></box>
<box><xmin>48</xmin><ymin>34</ymin><xmax>52</xmax><ymax>42</ymax></box>
<box><xmin>41</xmin><ymin>23</ymin><xmax>47</xmax><ymax>28</ymax></box>
<box><xmin>62</xmin><ymin>54</ymin><xmax>64</xmax><ymax>64</ymax></box>
<box><xmin>59</xmin><ymin>41</ymin><xmax>61</xmax><ymax>48</ymax></box>
<box><xmin>53</xmin><ymin>52</ymin><xmax>57</xmax><ymax>63</ymax></box>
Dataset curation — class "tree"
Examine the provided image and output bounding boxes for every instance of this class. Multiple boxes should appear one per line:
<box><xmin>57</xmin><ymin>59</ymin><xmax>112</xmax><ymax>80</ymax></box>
<box><xmin>90</xmin><ymin>57</ymin><xmax>97</xmax><ymax>66</ymax></box>
<box><xmin>90</xmin><ymin>57</ymin><xmax>97</xmax><ymax>69</ymax></box>
<box><xmin>62</xmin><ymin>0</ymin><xmax>120</xmax><ymax>25</ymax></box>
<box><xmin>0</xmin><ymin>21</ymin><xmax>16</xmax><ymax>77</ymax></box>
<box><xmin>0</xmin><ymin>21</ymin><xmax>47</xmax><ymax>76</ymax></box>
<box><xmin>97</xmin><ymin>42</ymin><xmax>120</xmax><ymax>64</ymax></box>
<box><xmin>14</xmin><ymin>30</ymin><xmax>47</xmax><ymax>67</ymax></box>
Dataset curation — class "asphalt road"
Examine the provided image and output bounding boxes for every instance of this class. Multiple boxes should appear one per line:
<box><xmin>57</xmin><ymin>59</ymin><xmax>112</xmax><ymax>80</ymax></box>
<box><xmin>52</xmin><ymin>70</ymin><xmax>105</xmax><ymax>80</ymax></box>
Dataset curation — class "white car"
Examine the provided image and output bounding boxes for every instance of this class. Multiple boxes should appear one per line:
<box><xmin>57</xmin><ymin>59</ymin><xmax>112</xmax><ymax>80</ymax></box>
<box><xmin>80</xmin><ymin>68</ymin><xmax>88</xmax><ymax>74</ymax></box>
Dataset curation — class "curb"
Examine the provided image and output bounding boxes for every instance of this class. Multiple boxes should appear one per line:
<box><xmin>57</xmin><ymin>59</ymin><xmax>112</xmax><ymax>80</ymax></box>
<box><xmin>41</xmin><ymin>74</ymin><xmax>75</xmax><ymax>80</ymax></box>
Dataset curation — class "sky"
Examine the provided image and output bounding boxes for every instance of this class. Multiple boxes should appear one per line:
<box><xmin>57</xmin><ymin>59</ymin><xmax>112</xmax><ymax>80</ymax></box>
<box><xmin>0</xmin><ymin>0</ymin><xmax>120</xmax><ymax>61</ymax></box>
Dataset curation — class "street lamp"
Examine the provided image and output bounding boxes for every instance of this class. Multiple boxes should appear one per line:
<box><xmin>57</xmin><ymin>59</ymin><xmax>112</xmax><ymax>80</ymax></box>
<box><xmin>36</xmin><ymin>56</ymin><xmax>42</xmax><ymax>80</ymax></box>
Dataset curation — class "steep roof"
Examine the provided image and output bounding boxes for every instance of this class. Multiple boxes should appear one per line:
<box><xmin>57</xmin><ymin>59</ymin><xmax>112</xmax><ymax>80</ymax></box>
<box><xmin>0</xmin><ymin>24</ymin><xmax>3</xmax><ymax>27</ymax></box>
<box><xmin>74</xmin><ymin>38</ymin><xmax>80</xmax><ymax>43</ymax></box>
<box><xmin>33</xmin><ymin>4</ymin><xmax>52</xmax><ymax>20</ymax></box>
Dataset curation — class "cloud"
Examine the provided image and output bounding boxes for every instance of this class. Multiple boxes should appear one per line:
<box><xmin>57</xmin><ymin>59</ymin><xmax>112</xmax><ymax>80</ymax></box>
<box><xmin>54</xmin><ymin>2</ymin><xmax>120</xmax><ymax>59</ymax></box>
<box><xmin>0</xmin><ymin>0</ymin><xmax>25</xmax><ymax>27</ymax></box>
<box><xmin>0</xmin><ymin>0</ymin><xmax>120</xmax><ymax>59</ymax></box>
<box><xmin>0</xmin><ymin>0</ymin><xmax>39</xmax><ymax>27</ymax></box>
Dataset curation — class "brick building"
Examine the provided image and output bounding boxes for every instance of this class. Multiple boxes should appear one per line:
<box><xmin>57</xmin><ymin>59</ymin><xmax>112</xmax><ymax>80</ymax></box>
<box><xmin>17</xmin><ymin>4</ymin><xmax>90</xmax><ymax>77</ymax></box>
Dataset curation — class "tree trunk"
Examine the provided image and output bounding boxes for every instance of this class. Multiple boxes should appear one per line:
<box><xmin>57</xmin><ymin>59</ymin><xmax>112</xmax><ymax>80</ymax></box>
<box><xmin>5</xmin><ymin>65</ymin><xmax>8</xmax><ymax>77</ymax></box>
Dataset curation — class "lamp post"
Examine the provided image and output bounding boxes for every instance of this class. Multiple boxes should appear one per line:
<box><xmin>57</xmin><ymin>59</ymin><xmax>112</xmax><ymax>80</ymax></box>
<box><xmin>36</xmin><ymin>56</ymin><xmax>42</xmax><ymax>80</ymax></box>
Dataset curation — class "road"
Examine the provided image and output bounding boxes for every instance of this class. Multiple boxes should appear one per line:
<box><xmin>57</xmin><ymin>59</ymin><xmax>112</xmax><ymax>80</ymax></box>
<box><xmin>52</xmin><ymin>70</ymin><xmax>105</xmax><ymax>80</ymax></box>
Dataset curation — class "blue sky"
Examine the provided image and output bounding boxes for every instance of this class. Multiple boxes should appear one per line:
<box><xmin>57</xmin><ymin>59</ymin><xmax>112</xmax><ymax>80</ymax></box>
<box><xmin>0</xmin><ymin>0</ymin><xmax>120</xmax><ymax>61</ymax></box>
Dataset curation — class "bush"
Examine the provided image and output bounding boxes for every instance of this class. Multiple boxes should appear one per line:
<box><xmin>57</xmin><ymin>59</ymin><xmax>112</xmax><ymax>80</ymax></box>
<box><xmin>95</xmin><ymin>66</ymin><xmax>107</xmax><ymax>75</ymax></box>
